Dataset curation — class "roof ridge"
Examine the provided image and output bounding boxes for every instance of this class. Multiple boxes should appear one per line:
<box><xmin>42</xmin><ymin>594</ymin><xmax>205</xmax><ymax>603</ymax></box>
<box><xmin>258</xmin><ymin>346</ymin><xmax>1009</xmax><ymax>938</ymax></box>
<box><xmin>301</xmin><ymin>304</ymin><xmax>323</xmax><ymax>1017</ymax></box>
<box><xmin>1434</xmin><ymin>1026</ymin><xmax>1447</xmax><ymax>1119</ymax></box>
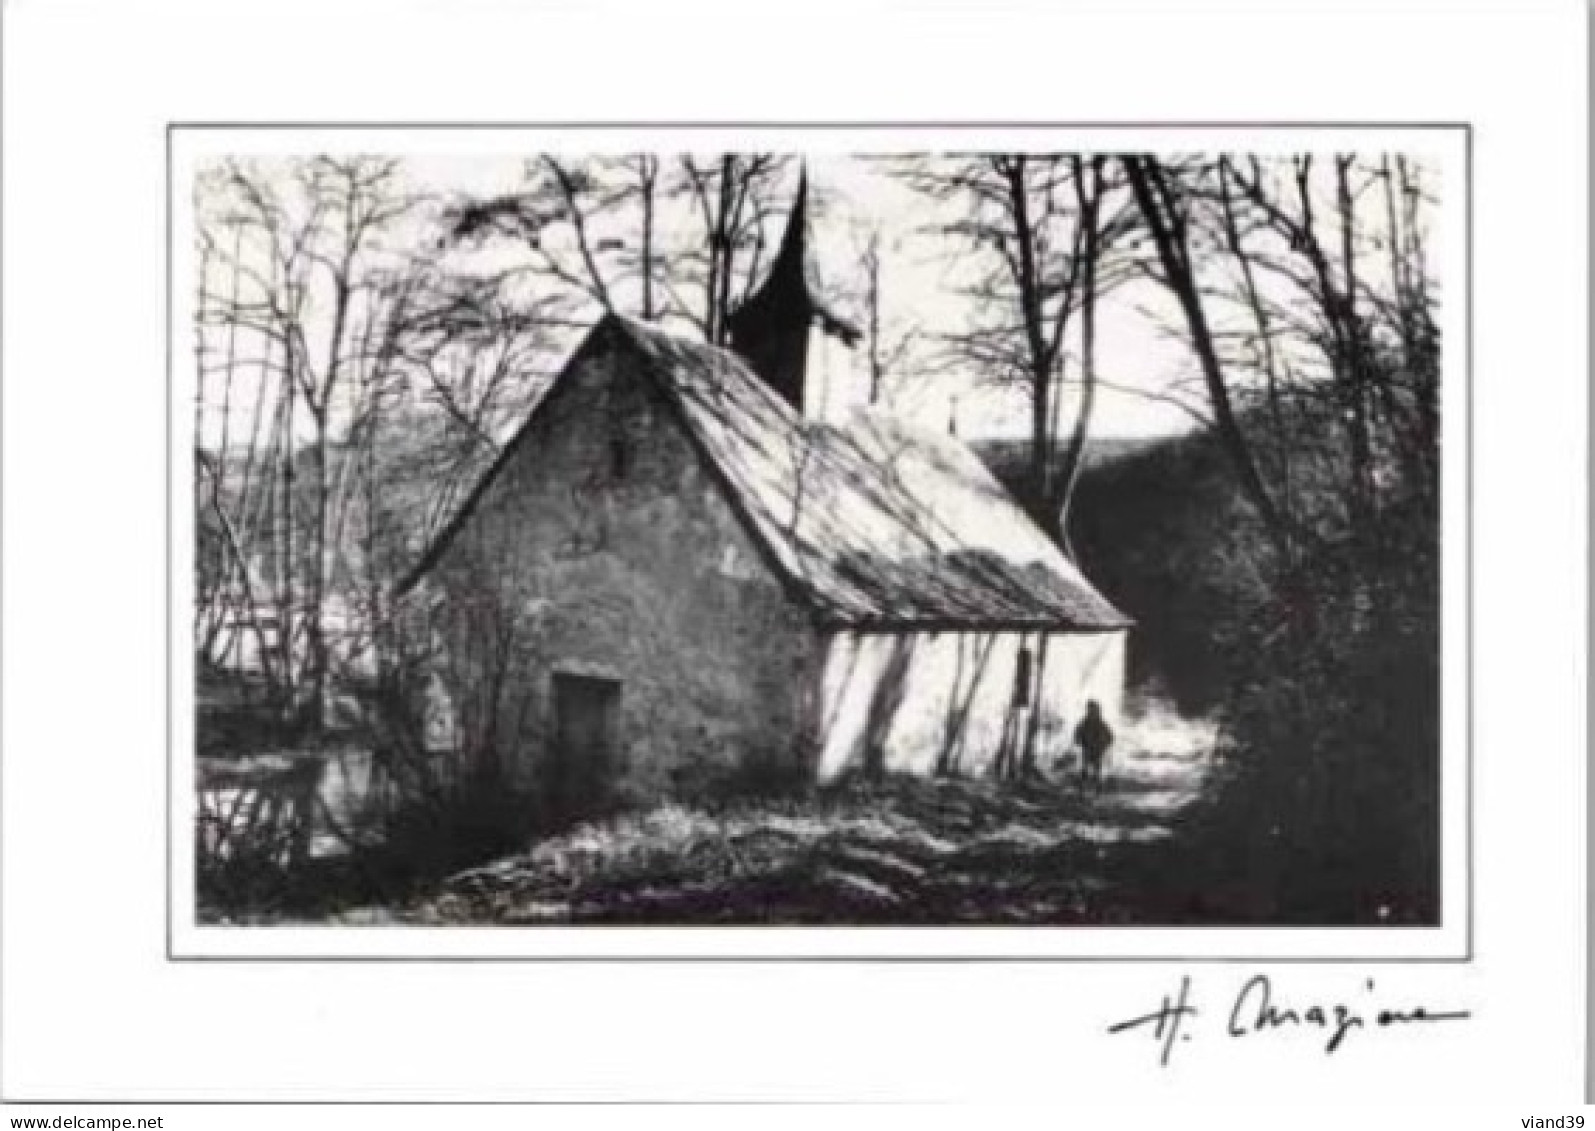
<box><xmin>399</xmin><ymin>313</ymin><xmax>1130</xmax><ymax>631</ymax></box>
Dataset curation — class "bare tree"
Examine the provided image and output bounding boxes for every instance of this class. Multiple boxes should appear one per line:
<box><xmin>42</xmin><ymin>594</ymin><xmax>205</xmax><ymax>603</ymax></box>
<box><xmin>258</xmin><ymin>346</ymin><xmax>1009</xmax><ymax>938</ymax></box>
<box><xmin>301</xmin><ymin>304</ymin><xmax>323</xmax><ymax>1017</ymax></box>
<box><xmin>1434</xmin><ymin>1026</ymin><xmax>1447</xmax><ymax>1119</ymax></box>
<box><xmin>853</xmin><ymin>226</ymin><xmax>917</xmax><ymax>405</ymax></box>
<box><xmin>198</xmin><ymin>157</ymin><xmax>554</xmax><ymax>734</ymax></box>
<box><xmin>1121</xmin><ymin>155</ymin><xmax>1295</xmax><ymax>557</ymax></box>
<box><xmin>899</xmin><ymin>154</ymin><xmax>1135</xmax><ymax>549</ymax></box>
<box><xmin>1050</xmin><ymin>155</ymin><xmax>1109</xmax><ymax>557</ymax></box>
<box><xmin>443</xmin><ymin>154</ymin><xmax>797</xmax><ymax>343</ymax></box>
<box><xmin>206</xmin><ymin>158</ymin><xmax>425</xmax><ymax>724</ymax></box>
<box><xmin>1122</xmin><ymin>152</ymin><xmax>1441</xmax><ymax>570</ymax></box>
<box><xmin>673</xmin><ymin>154</ymin><xmax>796</xmax><ymax>343</ymax></box>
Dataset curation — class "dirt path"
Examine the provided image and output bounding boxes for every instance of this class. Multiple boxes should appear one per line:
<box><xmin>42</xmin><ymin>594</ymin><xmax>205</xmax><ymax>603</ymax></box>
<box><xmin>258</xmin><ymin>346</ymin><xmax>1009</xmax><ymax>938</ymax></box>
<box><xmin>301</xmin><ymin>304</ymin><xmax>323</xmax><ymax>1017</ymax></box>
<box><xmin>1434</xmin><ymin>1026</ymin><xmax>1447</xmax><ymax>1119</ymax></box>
<box><xmin>416</xmin><ymin>734</ymin><xmax>1221</xmax><ymax>926</ymax></box>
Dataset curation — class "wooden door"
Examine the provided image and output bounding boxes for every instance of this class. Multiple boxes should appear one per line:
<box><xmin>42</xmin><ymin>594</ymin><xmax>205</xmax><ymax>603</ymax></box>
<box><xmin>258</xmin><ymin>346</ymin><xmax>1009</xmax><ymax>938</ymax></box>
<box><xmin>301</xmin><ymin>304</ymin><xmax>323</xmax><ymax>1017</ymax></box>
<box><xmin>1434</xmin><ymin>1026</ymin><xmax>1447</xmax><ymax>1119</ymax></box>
<box><xmin>549</xmin><ymin>673</ymin><xmax>621</xmax><ymax>819</ymax></box>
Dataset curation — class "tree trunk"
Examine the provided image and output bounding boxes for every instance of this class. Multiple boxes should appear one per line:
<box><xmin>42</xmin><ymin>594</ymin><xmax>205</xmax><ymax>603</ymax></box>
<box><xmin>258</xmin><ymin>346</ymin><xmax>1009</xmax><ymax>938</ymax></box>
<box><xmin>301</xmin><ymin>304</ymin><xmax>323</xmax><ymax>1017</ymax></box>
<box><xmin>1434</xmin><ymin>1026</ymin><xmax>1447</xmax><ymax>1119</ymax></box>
<box><xmin>306</xmin><ymin>411</ymin><xmax>330</xmax><ymax>731</ymax></box>
<box><xmin>999</xmin><ymin>157</ymin><xmax>1057</xmax><ymax>527</ymax></box>
<box><xmin>1122</xmin><ymin>156</ymin><xmax>1293</xmax><ymax>558</ymax></box>
<box><xmin>277</xmin><ymin>371</ymin><xmax>297</xmax><ymax>717</ymax></box>
<box><xmin>711</xmin><ymin>156</ymin><xmax>737</xmax><ymax>344</ymax></box>
<box><xmin>866</xmin><ymin>234</ymin><xmax>883</xmax><ymax>403</ymax></box>
<box><xmin>1217</xmin><ymin>158</ymin><xmax>1294</xmax><ymax>543</ymax></box>
<box><xmin>1335</xmin><ymin>156</ymin><xmax>1375</xmax><ymax>541</ymax></box>
<box><xmin>640</xmin><ymin>157</ymin><xmax>657</xmax><ymax>320</ymax></box>
<box><xmin>305</xmin><ymin>267</ymin><xmax>354</xmax><ymax>732</ymax></box>
<box><xmin>1050</xmin><ymin>156</ymin><xmax>1104</xmax><ymax>558</ymax></box>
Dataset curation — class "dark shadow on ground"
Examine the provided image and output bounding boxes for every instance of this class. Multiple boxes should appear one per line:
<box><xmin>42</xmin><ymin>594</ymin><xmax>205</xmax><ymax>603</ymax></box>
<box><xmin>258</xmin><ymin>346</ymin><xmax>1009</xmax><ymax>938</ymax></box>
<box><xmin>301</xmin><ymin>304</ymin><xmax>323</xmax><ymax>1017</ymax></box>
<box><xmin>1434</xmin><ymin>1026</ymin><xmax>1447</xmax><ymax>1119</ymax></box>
<box><xmin>411</xmin><ymin>745</ymin><xmax>1221</xmax><ymax>926</ymax></box>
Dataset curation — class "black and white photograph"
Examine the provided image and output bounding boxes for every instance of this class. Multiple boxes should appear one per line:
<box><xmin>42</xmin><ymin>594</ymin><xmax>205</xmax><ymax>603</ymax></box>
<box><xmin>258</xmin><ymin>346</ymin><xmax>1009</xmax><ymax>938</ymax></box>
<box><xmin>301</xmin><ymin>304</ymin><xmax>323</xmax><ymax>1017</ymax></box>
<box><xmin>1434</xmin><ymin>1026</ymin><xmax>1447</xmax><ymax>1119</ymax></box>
<box><xmin>8</xmin><ymin>0</ymin><xmax>1593</xmax><ymax>1118</ymax></box>
<box><xmin>184</xmin><ymin>142</ymin><xmax>1452</xmax><ymax>934</ymax></box>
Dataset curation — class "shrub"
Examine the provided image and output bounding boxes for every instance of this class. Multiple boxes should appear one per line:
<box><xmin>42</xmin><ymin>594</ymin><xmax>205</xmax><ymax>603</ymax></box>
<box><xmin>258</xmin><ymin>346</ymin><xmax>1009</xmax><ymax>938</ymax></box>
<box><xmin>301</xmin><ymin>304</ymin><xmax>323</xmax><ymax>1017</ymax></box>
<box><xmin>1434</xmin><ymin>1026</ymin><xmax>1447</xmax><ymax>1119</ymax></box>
<box><xmin>1167</xmin><ymin>500</ymin><xmax>1440</xmax><ymax>924</ymax></box>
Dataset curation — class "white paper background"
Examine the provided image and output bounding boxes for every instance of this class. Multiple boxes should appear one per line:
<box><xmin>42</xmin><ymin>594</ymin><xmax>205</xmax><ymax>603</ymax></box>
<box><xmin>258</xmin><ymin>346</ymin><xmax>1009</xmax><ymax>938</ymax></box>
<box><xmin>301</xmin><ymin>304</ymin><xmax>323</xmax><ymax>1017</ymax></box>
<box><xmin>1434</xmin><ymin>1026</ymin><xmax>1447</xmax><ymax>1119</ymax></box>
<box><xmin>1</xmin><ymin>0</ymin><xmax>1586</xmax><ymax>1110</ymax></box>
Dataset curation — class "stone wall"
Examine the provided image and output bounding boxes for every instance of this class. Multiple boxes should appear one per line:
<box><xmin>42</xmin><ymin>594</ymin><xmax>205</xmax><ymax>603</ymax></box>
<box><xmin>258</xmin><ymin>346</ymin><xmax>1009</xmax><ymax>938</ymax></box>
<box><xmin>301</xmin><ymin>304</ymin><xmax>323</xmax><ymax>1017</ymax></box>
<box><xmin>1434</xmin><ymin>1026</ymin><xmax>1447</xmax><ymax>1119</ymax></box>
<box><xmin>422</xmin><ymin>336</ymin><xmax>821</xmax><ymax>806</ymax></box>
<box><xmin>815</xmin><ymin>628</ymin><xmax>1127</xmax><ymax>781</ymax></box>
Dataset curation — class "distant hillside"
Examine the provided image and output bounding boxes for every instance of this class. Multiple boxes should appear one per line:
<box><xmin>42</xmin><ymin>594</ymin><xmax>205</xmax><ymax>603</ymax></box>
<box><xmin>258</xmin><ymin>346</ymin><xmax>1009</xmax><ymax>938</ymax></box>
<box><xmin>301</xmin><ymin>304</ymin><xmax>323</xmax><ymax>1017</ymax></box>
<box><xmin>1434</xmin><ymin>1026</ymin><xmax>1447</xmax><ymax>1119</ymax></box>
<box><xmin>966</xmin><ymin>433</ymin><xmax>1174</xmax><ymax>498</ymax></box>
<box><xmin>969</xmin><ymin>428</ymin><xmax>1268</xmax><ymax>709</ymax></box>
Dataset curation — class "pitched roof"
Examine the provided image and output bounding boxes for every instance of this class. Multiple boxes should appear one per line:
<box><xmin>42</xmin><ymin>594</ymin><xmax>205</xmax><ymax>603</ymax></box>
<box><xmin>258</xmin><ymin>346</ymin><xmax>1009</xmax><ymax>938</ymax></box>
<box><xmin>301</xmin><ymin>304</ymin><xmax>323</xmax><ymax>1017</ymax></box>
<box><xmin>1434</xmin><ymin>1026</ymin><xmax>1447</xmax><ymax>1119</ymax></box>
<box><xmin>402</xmin><ymin>314</ymin><xmax>1131</xmax><ymax>632</ymax></box>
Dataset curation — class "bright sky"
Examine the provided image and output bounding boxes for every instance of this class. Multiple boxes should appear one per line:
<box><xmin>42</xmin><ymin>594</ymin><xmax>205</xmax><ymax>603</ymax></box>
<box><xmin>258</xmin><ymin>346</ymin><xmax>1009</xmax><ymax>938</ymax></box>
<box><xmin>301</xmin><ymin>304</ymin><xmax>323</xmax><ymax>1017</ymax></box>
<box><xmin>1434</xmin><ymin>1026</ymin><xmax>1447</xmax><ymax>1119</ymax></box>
<box><xmin>196</xmin><ymin>151</ymin><xmax>1436</xmax><ymax>451</ymax></box>
<box><xmin>390</xmin><ymin>154</ymin><xmax>1200</xmax><ymax>441</ymax></box>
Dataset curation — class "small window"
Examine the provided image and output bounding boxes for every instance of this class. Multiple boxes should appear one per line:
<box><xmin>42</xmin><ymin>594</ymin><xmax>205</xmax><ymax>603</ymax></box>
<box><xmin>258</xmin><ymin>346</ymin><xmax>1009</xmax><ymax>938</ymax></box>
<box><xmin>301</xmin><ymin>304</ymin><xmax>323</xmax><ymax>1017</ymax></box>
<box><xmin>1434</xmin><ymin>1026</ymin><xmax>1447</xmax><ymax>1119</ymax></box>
<box><xmin>609</xmin><ymin>428</ymin><xmax>629</xmax><ymax>479</ymax></box>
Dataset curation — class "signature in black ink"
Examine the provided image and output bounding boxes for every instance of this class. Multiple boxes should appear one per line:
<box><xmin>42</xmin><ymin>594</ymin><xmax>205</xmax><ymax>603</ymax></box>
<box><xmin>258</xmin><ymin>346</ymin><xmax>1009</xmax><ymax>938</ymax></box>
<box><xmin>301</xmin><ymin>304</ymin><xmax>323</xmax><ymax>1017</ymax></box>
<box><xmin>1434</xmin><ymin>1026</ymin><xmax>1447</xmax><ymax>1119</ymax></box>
<box><xmin>1107</xmin><ymin>974</ymin><xmax>1471</xmax><ymax>1065</ymax></box>
<box><xmin>1106</xmin><ymin>975</ymin><xmax>1199</xmax><ymax>1066</ymax></box>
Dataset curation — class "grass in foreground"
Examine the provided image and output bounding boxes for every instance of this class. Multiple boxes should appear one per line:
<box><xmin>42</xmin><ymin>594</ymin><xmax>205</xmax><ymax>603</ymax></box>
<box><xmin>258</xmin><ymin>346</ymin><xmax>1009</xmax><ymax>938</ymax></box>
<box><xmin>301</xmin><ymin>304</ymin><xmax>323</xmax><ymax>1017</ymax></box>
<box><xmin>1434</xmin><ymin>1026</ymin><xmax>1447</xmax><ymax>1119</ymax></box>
<box><xmin>409</xmin><ymin>749</ymin><xmax>1217</xmax><ymax>926</ymax></box>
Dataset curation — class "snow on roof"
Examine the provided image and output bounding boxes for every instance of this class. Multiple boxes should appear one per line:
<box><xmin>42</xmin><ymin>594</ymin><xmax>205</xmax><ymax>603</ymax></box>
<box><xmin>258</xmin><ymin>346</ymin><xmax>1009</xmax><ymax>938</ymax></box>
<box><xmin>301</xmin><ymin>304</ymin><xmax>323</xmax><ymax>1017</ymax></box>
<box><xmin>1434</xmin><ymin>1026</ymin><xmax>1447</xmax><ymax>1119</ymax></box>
<box><xmin>403</xmin><ymin>314</ymin><xmax>1131</xmax><ymax>632</ymax></box>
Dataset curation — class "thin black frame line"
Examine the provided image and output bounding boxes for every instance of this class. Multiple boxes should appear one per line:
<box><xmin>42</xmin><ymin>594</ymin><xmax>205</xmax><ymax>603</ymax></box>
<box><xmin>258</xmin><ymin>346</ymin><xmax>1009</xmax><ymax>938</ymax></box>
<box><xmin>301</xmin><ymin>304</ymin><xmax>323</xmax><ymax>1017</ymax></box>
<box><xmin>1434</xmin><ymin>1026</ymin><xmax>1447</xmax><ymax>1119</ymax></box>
<box><xmin>165</xmin><ymin>953</ymin><xmax>1463</xmax><ymax>965</ymax></box>
<box><xmin>167</xmin><ymin>119</ymin><xmax>1472</xmax><ymax>131</ymax></box>
<box><xmin>1586</xmin><ymin>15</ymin><xmax>1594</xmax><ymax>1096</ymax></box>
<box><xmin>1465</xmin><ymin>122</ymin><xmax>1477</xmax><ymax>972</ymax></box>
<box><xmin>180</xmin><ymin>918</ymin><xmax>1447</xmax><ymax>932</ymax></box>
<box><xmin>0</xmin><ymin>7</ymin><xmax>8</xmax><ymax>1097</ymax></box>
<box><xmin>165</xmin><ymin>127</ymin><xmax>176</xmax><ymax>965</ymax></box>
<box><xmin>161</xmin><ymin>121</ymin><xmax>1473</xmax><ymax>965</ymax></box>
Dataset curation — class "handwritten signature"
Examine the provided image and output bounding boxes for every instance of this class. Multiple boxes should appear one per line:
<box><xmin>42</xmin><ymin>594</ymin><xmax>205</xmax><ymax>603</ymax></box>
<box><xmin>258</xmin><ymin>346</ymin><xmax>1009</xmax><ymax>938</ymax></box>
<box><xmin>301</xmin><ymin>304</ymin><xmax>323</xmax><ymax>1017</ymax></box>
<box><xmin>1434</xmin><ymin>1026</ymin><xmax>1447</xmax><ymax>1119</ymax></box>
<box><xmin>1107</xmin><ymin>975</ymin><xmax>1471</xmax><ymax>1065</ymax></box>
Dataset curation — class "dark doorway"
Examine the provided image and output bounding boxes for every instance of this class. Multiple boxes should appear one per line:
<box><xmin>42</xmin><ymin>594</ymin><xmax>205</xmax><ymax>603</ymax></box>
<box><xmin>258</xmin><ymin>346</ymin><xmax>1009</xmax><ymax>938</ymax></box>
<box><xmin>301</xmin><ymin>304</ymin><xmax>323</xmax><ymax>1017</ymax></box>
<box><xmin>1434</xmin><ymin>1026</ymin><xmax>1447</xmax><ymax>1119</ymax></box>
<box><xmin>549</xmin><ymin>673</ymin><xmax>622</xmax><ymax>820</ymax></box>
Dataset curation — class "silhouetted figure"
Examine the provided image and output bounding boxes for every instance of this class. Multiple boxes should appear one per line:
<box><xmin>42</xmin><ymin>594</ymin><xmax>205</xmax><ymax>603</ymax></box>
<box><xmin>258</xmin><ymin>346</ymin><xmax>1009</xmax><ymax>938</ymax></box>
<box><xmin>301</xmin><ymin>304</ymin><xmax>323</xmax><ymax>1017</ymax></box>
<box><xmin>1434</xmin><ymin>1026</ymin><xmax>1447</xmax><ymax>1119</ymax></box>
<box><xmin>1074</xmin><ymin>700</ymin><xmax>1113</xmax><ymax>790</ymax></box>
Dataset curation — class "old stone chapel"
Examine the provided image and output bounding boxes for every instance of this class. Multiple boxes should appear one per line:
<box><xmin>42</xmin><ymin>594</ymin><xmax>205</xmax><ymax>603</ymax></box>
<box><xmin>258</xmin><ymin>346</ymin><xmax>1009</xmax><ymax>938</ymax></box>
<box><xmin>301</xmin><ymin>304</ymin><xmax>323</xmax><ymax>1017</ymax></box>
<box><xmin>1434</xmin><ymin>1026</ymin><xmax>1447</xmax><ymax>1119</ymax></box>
<box><xmin>398</xmin><ymin>174</ymin><xmax>1131</xmax><ymax>810</ymax></box>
